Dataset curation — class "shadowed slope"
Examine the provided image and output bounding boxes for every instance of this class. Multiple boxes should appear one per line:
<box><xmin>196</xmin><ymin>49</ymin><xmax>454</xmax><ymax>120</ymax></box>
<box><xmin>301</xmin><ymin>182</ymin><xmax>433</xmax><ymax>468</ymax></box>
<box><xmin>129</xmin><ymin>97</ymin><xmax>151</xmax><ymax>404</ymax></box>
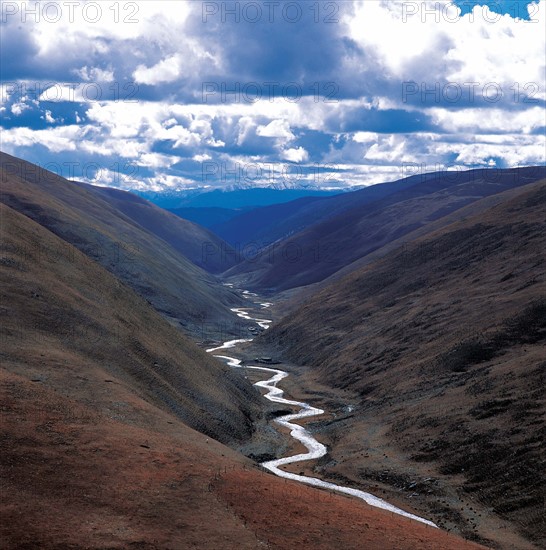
<box><xmin>225</xmin><ymin>167</ymin><xmax>546</xmax><ymax>292</ymax></box>
<box><xmin>87</xmin><ymin>184</ymin><xmax>238</xmax><ymax>273</ymax></box>
<box><xmin>262</xmin><ymin>180</ymin><xmax>546</xmax><ymax>548</ymax></box>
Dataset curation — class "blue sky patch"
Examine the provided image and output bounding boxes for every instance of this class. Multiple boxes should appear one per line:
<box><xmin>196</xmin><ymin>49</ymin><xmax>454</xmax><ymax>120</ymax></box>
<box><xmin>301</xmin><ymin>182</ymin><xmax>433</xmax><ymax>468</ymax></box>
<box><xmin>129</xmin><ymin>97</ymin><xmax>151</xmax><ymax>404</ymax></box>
<box><xmin>454</xmin><ymin>0</ymin><xmax>536</xmax><ymax>19</ymax></box>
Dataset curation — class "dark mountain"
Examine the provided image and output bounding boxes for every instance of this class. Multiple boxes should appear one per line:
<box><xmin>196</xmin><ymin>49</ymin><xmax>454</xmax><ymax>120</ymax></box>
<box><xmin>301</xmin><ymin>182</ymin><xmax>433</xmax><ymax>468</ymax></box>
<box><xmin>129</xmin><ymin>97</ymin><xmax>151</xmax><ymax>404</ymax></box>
<box><xmin>211</xmin><ymin>169</ymin><xmax>520</xmax><ymax>250</ymax></box>
<box><xmin>262</xmin><ymin>179</ymin><xmax>546</xmax><ymax>548</ymax></box>
<box><xmin>139</xmin><ymin>186</ymin><xmax>339</xmax><ymax>210</ymax></box>
<box><xmin>211</xmin><ymin>172</ymin><xmax>436</xmax><ymax>248</ymax></box>
<box><xmin>211</xmin><ymin>195</ymin><xmax>333</xmax><ymax>248</ymax></box>
<box><xmin>0</xmin><ymin>152</ymin><xmax>242</xmax><ymax>339</ymax></box>
<box><xmin>224</xmin><ymin>166</ymin><xmax>546</xmax><ymax>292</ymax></box>
<box><xmin>168</xmin><ymin>206</ymin><xmax>249</xmax><ymax>229</ymax></box>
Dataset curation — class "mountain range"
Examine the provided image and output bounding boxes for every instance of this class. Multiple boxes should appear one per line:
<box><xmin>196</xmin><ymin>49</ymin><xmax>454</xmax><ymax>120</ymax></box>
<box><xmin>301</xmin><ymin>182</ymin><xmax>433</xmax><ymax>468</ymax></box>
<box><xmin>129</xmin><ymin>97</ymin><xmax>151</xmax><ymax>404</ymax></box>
<box><xmin>1</xmin><ymin>151</ymin><xmax>544</xmax><ymax>549</ymax></box>
<box><xmin>222</xmin><ymin>166</ymin><xmax>546</xmax><ymax>292</ymax></box>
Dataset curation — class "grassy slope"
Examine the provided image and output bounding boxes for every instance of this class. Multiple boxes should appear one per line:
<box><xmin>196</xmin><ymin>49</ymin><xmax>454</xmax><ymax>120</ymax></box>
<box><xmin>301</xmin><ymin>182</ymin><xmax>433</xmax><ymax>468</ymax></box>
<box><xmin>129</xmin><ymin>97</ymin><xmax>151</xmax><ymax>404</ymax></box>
<box><xmin>0</xmin><ymin>206</ymin><xmax>488</xmax><ymax>550</ymax></box>
<box><xmin>0</xmin><ymin>153</ymin><xmax>242</xmax><ymax>339</ymax></box>
<box><xmin>262</xmin><ymin>180</ymin><xmax>546</xmax><ymax>547</ymax></box>
<box><xmin>0</xmin><ymin>203</ymin><xmax>260</xmax><ymax>442</ymax></box>
<box><xmin>86</xmin><ymin>184</ymin><xmax>238</xmax><ymax>273</ymax></box>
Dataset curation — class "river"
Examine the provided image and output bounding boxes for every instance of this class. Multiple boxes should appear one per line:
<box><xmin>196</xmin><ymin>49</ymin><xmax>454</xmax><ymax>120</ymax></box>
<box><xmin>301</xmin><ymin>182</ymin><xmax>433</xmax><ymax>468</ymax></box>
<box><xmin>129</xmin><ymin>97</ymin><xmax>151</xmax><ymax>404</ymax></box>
<box><xmin>206</xmin><ymin>296</ymin><xmax>437</xmax><ymax>528</ymax></box>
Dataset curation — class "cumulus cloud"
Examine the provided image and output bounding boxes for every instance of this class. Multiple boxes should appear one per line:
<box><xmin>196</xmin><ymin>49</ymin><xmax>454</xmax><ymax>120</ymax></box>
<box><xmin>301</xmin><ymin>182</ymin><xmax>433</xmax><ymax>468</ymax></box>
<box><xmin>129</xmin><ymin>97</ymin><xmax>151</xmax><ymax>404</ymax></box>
<box><xmin>281</xmin><ymin>147</ymin><xmax>309</xmax><ymax>163</ymax></box>
<box><xmin>42</xmin><ymin>109</ymin><xmax>56</xmax><ymax>123</ymax></box>
<box><xmin>11</xmin><ymin>102</ymin><xmax>30</xmax><ymax>116</ymax></box>
<box><xmin>0</xmin><ymin>0</ymin><xmax>544</xmax><ymax>191</ymax></box>
<box><xmin>134</xmin><ymin>55</ymin><xmax>183</xmax><ymax>85</ymax></box>
<box><xmin>257</xmin><ymin>120</ymin><xmax>295</xmax><ymax>141</ymax></box>
<box><xmin>74</xmin><ymin>66</ymin><xmax>115</xmax><ymax>83</ymax></box>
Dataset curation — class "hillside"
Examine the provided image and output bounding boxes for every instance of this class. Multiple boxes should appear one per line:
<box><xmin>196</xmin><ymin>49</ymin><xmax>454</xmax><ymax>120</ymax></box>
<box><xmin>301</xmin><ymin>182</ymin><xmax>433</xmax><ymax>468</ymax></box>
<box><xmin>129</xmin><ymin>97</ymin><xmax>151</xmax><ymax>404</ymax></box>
<box><xmin>225</xmin><ymin>166</ymin><xmax>546</xmax><ymax>292</ymax></box>
<box><xmin>211</xmin><ymin>171</ymin><xmax>434</xmax><ymax>248</ymax></box>
<box><xmin>86</xmin><ymin>185</ymin><xmax>239</xmax><ymax>273</ymax></box>
<box><xmin>212</xmin><ymin>194</ymin><xmax>332</xmax><ymax>248</ymax></box>
<box><xmin>0</xmin><ymin>204</ymin><xmax>487</xmax><ymax>549</ymax></box>
<box><xmin>261</xmin><ymin>180</ymin><xmax>546</xmax><ymax>548</ymax></box>
<box><xmin>0</xmin><ymin>202</ymin><xmax>260</xmax><ymax>442</ymax></box>
<box><xmin>0</xmin><ymin>152</ymin><xmax>243</xmax><ymax>339</ymax></box>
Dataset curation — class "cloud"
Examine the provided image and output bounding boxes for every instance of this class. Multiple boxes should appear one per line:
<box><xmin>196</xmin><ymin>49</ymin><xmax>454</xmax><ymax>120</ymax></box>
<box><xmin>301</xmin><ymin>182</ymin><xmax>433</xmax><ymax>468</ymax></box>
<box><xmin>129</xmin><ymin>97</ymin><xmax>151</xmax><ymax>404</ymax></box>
<box><xmin>0</xmin><ymin>0</ymin><xmax>544</xmax><ymax>192</ymax></box>
<box><xmin>134</xmin><ymin>55</ymin><xmax>183</xmax><ymax>85</ymax></box>
<box><xmin>74</xmin><ymin>66</ymin><xmax>115</xmax><ymax>83</ymax></box>
<box><xmin>256</xmin><ymin>120</ymin><xmax>295</xmax><ymax>141</ymax></box>
<box><xmin>281</xmin><ymin>147</ymin><xmax>309</xmax><ymax>163</ymax></box>
<box><xmin>42</xmin><ymin>109</ymin><xmax>56</xmax><ymax>123</ymax></box>
<box><xmin>11</xmin><ymin>102</ymin><xmax>30</xmax><ymax>116</ymax></box>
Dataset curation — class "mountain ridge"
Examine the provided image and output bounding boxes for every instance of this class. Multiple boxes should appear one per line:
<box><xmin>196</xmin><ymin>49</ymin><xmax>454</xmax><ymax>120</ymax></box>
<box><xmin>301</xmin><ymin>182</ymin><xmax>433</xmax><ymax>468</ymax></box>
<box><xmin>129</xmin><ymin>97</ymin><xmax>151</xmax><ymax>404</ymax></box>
<box><xmin>224</xmin><ymin>166</ymin><xmax>546</xmax><ymax>292</ymax></box>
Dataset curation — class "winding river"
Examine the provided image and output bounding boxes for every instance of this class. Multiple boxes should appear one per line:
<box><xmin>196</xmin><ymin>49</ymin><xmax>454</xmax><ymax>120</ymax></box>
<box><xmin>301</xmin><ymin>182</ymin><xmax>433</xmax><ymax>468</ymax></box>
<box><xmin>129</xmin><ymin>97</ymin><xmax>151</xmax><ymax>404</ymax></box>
<box><xmin>206</xmin><ymin>297</ymin><xmax>437</xmax><ymax>528</ymax></box>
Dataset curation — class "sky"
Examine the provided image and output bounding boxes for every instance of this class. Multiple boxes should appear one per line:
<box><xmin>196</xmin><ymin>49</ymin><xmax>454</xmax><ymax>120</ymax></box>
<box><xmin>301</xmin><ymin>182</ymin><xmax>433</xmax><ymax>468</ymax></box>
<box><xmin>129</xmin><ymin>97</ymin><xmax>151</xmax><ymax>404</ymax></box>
<box><xmin>0</xmin><ymin>0</ymin><xmax>545</xmax><ymax>192</ymax></box>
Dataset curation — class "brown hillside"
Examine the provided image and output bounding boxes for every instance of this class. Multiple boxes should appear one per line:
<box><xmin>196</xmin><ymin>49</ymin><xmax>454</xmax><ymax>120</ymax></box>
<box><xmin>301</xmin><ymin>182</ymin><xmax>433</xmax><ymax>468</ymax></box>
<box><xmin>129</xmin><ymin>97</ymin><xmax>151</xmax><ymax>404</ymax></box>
<box><xmin>0</xmin><ymin>203</ymin><xmax>259</xmax><ymax>443</ymax></box>
<box><xmin>0</xmin><ymin>370</ymin><xmax>488</xmax><ymax>550</ymax></box>
<box><xmin>263</xmin><ymin>180</ymin><xmax>546</xmax><ymax>548</ymax></box>
<box><xmin>0</xmin><ymin>152</ymin><xmax>241</xmax><ymax>340</ymax></box>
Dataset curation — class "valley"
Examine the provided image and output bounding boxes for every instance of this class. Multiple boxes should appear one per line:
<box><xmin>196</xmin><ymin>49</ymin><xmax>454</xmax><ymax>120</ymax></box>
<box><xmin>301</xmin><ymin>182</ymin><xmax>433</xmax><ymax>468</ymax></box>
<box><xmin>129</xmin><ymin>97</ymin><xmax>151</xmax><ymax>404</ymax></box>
<box><xmin>203</xmin><ymin>292</ymin><xmax>540</xmax><ymax>550</ymax></box>
<box><xmin>206</xmin><ymin>299</ymin><xmax>436</xmax><ymax>526</ymax></box>
<box><xmin>250</xmin><ymin>179</ymin><xmax>546</xmax><ymax>549</ymax></box>
<box><xmin>1</xmin><ymin>154</ymin><xmax>544</xmax><ymax>549</ymax></box>
<box><xmin>2</xmin><ymin>3</ymin><xmax>544</xmax><ymax>548</ymax></box>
